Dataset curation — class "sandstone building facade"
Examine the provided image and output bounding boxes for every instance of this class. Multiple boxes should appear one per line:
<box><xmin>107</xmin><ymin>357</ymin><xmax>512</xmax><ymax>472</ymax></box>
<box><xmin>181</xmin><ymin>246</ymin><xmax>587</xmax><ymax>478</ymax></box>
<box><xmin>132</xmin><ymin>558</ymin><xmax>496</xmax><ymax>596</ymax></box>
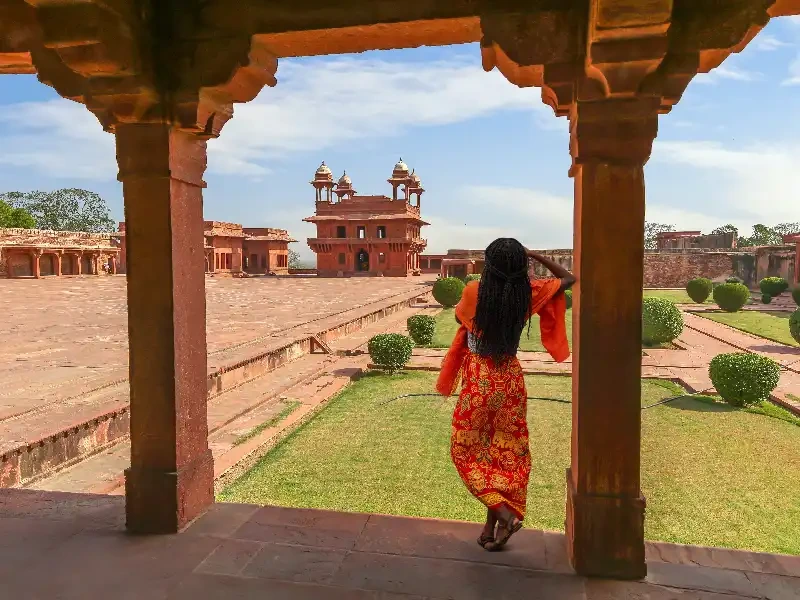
<box><xmin>304</xmin><ymin>160</ymin><xmax>428</xmax><ymax>277</ymax></box>
<box><xmin>0</xmin><ymin>228</ymin><xmax>121</xmax><ymax>278</ymax></box>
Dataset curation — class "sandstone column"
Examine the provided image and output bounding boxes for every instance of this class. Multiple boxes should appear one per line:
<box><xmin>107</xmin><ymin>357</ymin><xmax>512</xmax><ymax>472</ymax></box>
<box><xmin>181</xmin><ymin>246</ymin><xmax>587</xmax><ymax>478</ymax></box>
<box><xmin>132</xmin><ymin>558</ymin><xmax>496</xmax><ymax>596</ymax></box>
<box><xmin>32</xmin><ymin>250</ymin><xmax>41</xmax><ymax>279</ymax></box>
<box><xmin>566</xmin><ymin>98</ymin><xmax>659</xmax><ymax>580</ymax></box>
<box><xmin>55</xmin><ymin>252</ymin><xmax>62</xmax><ymax>277</ymax></box>
<box><xmin>117</xmin><ymin>123</ymin><xmax>213</xmax><ymax>533</ymax></box>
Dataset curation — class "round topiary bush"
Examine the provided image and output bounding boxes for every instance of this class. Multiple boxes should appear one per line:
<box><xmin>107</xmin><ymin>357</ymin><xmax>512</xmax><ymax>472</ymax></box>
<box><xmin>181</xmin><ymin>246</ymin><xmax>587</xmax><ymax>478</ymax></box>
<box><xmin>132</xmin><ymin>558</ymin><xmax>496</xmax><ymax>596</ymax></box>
<box><xmin>686</xmin><ymin>278</ymin><xmax>713</xmax><ymax>304</ymax></box>
<box><xmin>790</xmin><ymin>309</ymin><xmax>800</xmax><ymax>345</ymax></box>
<box><xmin>368</xmin><ymin>333</ymin><xmax>414</xmax><ymax>373</ymax></box>
<box><xmin>759</xmin><ymin>276</ymin><xmax>789</xmax><ymax>297</ymax></box>
<box><xmin>433</xmin><ymin>277</ymin><xmax>465</xmax><ymax>308</ymax></box>
<box><xmin>642</xmin><ymin>297</ymin><xmax>684</xmax><ymax>346</ymax></box>
<box><xmin>713</xmin><ymin>282</ymin><xmax>750</xmax><ymax>312</ymax></box>
<box><xmin>762</xmin><ymin>294</ymin><xmax>773</xmax><ymax>305</ymax></box>
<box><xmin>465</xmin><ymin>274</ymin><xmax>481</xmax><ymax>283</ymax></box>
<box><xmin>726</xmin><ymin>276</ymin><xmax>744</xmax><ymax>285</ymax></box>
<box><xmin>564</xmin><ymin>289</ymin><xmax>573</xmax><ymax>310</ymax></box>
<box><xmin>708</xmin><ymin>352</ymin><xmax>780</xmax><ymax>407</ymax></box>
<box><xmin>406</xmin><ymin>314</ymin><xmax>436</xmax><ymax>345</ymax></box>
<box><xmin>793</xmin><ymin>286</ymin><xmax>800</xmax><ymax>307</ymax></box>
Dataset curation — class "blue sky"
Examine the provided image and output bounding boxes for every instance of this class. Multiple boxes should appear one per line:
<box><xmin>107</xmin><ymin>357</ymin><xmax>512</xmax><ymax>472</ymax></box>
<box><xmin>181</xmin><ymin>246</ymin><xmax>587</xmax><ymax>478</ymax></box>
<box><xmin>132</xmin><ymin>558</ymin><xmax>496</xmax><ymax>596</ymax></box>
<box><xmin>1</xmin><ymin>17</ymin><xmax>799</xmax><ymax>261</ymax></box>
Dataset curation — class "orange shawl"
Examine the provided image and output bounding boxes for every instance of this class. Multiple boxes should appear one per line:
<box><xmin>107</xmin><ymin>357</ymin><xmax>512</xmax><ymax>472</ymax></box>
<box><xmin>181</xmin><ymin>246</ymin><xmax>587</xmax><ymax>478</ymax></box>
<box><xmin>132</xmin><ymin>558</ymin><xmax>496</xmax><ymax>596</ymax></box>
<box><xmin>436</xmin><ymin>279</ymin><xmax>569</xmax><ymax>396</ymax></box>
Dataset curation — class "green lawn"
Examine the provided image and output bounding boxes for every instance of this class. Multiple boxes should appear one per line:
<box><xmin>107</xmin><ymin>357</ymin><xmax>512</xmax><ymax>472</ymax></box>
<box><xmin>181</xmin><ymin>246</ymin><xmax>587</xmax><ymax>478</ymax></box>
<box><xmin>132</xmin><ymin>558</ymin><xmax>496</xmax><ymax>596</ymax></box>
<box><xmin>643</xmin><ymin>289</ymin><xmax>699</xmax><ymax>304</ymax></box>
<box><xmin>220</xmin><ymin>371</ymin><xmax>800</xmax><ymax>555</ymax></box>
<box><xmin>695</xmin><ymin>310</ymin><xmax>799</xmax><ymax>347</ymax></box>
<box><xmin>429</xmin><ymin>309</ymin><xmax>573</xmax><ymax>352</ymax></box>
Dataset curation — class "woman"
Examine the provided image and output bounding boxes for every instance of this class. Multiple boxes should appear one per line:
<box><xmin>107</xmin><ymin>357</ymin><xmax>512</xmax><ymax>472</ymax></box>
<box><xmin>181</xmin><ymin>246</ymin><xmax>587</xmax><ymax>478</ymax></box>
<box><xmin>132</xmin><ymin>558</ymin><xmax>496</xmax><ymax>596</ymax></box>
<box><xmin>437</xmin><ymin>238</ymin><xmax>575</xmax><ymax>551</ymax></box>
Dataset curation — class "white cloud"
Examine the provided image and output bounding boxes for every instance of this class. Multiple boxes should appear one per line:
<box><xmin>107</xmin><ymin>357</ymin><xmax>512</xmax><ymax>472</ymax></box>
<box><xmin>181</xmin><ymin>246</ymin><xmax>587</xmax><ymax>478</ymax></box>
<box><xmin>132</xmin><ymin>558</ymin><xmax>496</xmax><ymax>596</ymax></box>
<box><xmin>652</xmin><ymin>139</ymin><xmax>800</xmax><ymax>225</ymax></box>
<box><xmin>0</xmin><ymin>53</ymin><xmax>550</xmax><ymax>181</ymax></box>
<box><xmin>424</xmin><ymin>186</ymin><xmax>574</xmax><ymax>252</ymax></box>
<box><xmin>0</xmin><ymin>99</ymin><xmax>115</xmax><ymax>179</ymax></box>
<box><xmin>693</xmin><ymin>65</ymin><xmax>761</xmax><ymax>85</ymax></box>
<box><xmin>752</xmin><ymin>34</ymin><xmax>789</xmax><ymax>51</ymax></box>
<box><xmin>209</xmin><ymin>54</ymin><xmax>550</xmax><ymax>176</ymax></box>
<box><xmin>781</xmin><ymin>54</ymin><xmax>800</xmax><ymax>85</ymax></box>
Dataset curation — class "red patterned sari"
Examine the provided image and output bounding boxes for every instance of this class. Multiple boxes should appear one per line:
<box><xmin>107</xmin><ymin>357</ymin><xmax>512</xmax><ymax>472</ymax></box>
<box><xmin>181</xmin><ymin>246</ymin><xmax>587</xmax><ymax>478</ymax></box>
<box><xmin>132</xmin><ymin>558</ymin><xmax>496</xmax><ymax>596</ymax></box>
<box><xmin>438</xmin><ymin>279</ymin><xmax>568</xmax><ymax>520</ymax></box>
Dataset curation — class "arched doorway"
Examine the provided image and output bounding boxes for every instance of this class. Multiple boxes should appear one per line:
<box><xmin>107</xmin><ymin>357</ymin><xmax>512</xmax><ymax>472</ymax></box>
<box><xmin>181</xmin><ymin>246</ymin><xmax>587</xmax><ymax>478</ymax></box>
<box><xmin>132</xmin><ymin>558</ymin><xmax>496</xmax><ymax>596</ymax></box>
<box><xmin>356</xmin><ymin>249</ymin><xmax>369</xmax><ymax>272</ymax></box>
<box><xmin>81</xmin><ymin>254</ymin><xmax>94</xmax><ymax>275</ymax></box>
<box><xmin>62</xmin><ymin>254</ymin><xmax>77</xmax><ymax>275</ymax></box>
<box><xmin>39</xmin><ymin>254</ymin><xmax>56</xmax><ymax>276</ymax></box>
<box><xmin>9</xmin><ymin>253</ymin><xmax>33</xmax><ymax>277</ymax></box>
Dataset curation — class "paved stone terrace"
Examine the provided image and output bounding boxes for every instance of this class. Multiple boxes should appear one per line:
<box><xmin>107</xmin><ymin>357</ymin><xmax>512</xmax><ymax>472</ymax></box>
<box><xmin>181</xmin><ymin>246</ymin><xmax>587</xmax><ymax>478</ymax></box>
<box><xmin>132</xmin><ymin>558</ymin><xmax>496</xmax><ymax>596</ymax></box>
<box><xmin>1</xmin><ymin>490</ymin><xmax>797</xmax><ymax>599</ymax></box>
<box><xmin>0</xmin><ymin>275</ymin><xmax>431</xmax><ymax>423</ymax></box>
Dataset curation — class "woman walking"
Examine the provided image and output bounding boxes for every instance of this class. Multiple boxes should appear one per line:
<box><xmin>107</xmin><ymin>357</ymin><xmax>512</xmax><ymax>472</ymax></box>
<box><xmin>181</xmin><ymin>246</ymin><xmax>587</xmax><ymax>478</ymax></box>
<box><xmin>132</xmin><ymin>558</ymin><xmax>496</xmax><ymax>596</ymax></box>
<box><xmin>437</xmin><ymin>238</ymin><xmax>574</xmax><ymax>551</ymax></box>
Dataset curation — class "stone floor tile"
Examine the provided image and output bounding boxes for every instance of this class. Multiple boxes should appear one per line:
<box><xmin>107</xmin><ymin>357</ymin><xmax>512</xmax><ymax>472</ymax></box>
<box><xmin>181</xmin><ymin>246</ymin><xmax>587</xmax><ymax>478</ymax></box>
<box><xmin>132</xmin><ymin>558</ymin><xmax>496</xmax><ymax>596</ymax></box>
<box><xmin>11</xmin><ymin>527</ymin><xmax>222</xmax><ymax>600</ymax></box>
<box><xmin>354</xmin><ymin>514</ymin><xmax>549</xmax><ymax>571</ymax></box>
<box><xmin>195</xmin><ymin>538</ymin><xmax>264</xmax><ymax>576</ymax></box>
<box><xmin>585</xmin><ymin>579</ymin><xmax>755</xmax><ymax>600</ymax></box>
<box><xmin>186</xmin><ymin>502</ymin><xmax>260</xmax><ymax>537</ymax></box>
<box><xmin>332</xmin><ymin>551</ymin><xmax>586</xmax><ymax>600</ymax></box>
<box><xmin>646</xmin><ymin>562</ymin><xmax>758</xmax><ymax>597</ymax></box>
<box><xmin>241</xmin><ymin>542</ymin><xmax>348</xmax><ymax>584</ymax></box>
<box><xmin>233</xmin><ymin>505</ymin><xmax>369</xmax><ymax>549</ymax></box>
<box><xmin>169</xmin><ymin>573</ymin><xmax>432</xmax><ymax>600</ymax></box>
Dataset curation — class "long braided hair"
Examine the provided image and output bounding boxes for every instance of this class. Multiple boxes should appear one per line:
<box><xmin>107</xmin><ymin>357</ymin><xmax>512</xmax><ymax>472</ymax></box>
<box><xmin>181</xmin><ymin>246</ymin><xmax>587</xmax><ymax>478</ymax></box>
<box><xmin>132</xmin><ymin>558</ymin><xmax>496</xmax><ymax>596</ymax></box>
<box><xmin>473</xmin><ymin>238</ymin><xmax>532</xmax><ymax>358</ymax></box>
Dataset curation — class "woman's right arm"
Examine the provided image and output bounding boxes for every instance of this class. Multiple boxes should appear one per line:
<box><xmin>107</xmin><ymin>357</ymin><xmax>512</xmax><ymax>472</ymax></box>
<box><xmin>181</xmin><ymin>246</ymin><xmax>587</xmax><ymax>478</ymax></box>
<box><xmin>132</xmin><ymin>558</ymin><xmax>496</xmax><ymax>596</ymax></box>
<box><xmin>527</xmin><ymin>251</ymin><xmax>576</xmax><ymax>293</ymax></box>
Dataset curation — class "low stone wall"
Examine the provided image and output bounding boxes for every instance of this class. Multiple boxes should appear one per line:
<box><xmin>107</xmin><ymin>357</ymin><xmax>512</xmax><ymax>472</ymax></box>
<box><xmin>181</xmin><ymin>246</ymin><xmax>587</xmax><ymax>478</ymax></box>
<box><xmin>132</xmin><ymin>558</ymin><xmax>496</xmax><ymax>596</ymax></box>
<box><xmin>288</xmin><ymin>268</ymin><xmax>318</xmax><ymax>275</ymax></box>
<box><xmin>528</xmin><ymin>248</ymin><xmax>796</xmax><ymax>288</ymax></box>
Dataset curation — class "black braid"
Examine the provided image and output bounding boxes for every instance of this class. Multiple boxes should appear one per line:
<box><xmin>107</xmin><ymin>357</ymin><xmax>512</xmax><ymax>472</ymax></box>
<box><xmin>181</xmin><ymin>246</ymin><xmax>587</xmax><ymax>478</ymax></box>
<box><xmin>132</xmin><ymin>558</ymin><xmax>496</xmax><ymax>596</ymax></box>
<box><xmin>473</xmin><ymin>238</ymin><xmax>532</xmax><ymax>358</ymax></box>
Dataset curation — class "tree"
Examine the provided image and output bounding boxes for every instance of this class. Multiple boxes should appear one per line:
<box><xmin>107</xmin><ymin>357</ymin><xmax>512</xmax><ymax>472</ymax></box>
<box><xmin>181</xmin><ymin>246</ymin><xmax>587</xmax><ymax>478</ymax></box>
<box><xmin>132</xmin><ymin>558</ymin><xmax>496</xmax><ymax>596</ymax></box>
<box><xmin>288</xmin><ymin>249</ymin><xmax>302</xmax><ymax>269</ymax></box>
<box><xmin>773</xmin><ymin>222</ymin><xmax>800</xmax><ymax>238</ymax></box>
<box><xmin>0</xmin><ymin>189</ymin><xmax>116</xmax><ymax>232</ymax></box>
<box><xmin>644</xmin><ymin>222</ymin><xmax>675</xmax><ymax>250</ymax></box>
<box><xmin>0</xmin><ymin>199</ymin><xmax>36</xmax><ymax>228</ymax></box>
<box><xmin>739</xmin><ymin>224</ymin><xmax>782</xmax><ymax>247</ymax></box>
<box><xmin>711</xmin><ymin>224</ymin><xmax>738</xmax><ymax>236</ymax></box>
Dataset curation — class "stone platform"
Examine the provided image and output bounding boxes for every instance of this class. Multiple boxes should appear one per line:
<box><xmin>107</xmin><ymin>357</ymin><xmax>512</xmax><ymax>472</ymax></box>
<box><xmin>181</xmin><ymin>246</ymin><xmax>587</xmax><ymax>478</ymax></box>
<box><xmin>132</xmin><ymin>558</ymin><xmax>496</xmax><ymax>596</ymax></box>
<box><xmin>0</xmin><ymin>276</ymin><xmax>432</xmax><ymax>486</ymax></box>
<box><xmin>1</xmin><ymin>490</ymin><xmax>797</xmax><ymax>599</ymax></box>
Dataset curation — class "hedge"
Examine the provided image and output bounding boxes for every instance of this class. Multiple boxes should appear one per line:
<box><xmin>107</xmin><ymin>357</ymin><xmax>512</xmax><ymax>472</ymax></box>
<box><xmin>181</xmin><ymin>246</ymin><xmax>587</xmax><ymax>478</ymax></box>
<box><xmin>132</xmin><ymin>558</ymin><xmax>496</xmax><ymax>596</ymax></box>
<box><xmin>759</xmin><ymin>277</ymin><xmax>789</xmax><ymax>297</ymax></box>
<box><xmin>642</xmin><ymin>297</ymin><xmax>684</xmax><ymax>345</ymax></box>
<box><xmin>708</xmin><ymin>352</ymin><xmax>780</xmax><ymax>407</ymax></box>
<box><xmin>686</xmin><ymin>278</ymin><xmax>713</xmax><ymax>304</ymax></box>
<box><xmin>368</xmin><ymin>333</ymin><xmax>414</xmax><ymax>373</ymax></box>
<box><xmin>712</xmin><ymin>282</ymin><xmax>750</xmax><ymax>312</ymax></box>
<box><xmin>433</xmin><ymin>277</ymin><xmax>465</xmax><ymax>308</ymax></box>
<box><xmin>407</xmin><ymin>314</ymin><xmax>436</xmax><ymax>346</ymax></box>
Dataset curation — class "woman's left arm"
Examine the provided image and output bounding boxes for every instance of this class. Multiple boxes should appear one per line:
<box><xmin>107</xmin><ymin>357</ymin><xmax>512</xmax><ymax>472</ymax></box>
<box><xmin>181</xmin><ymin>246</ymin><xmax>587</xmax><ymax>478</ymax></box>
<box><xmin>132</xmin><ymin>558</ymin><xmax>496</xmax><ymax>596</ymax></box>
<box><xmin>527</xmin><ymin>251</ymin><xmax>576</xmax><ymax>293</ymax></box>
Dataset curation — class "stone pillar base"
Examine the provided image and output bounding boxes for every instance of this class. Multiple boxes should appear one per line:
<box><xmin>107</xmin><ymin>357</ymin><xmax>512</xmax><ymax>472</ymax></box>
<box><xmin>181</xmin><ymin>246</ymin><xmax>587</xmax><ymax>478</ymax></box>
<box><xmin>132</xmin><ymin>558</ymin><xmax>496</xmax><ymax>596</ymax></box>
<box><xmin>565</xmin><ymin>468</ymin><xmax>646</xmax><ymax>580</ymax></box>
<box><xmin>125</xmin><ymin>449</ymin><xmax>214</xmax><ymax>534</ymax></box>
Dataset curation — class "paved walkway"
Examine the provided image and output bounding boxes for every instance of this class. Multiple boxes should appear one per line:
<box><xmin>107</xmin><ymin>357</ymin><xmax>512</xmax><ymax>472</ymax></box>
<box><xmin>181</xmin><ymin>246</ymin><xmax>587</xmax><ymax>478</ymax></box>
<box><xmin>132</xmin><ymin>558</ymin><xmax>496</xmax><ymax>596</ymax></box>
<box><xmin>0</xmin><ymin>276</ymin><xmax>431</xmax><ymax>459</ymax></box>
<box><xmin>409</xmin><ymin>307</ymin><xmax>800</xmax><ymax>413</ymax></box>
<box><xmin>1</xmin><ymin>492</ymin><xmax>797</xmax><ymax>599</ymax></box>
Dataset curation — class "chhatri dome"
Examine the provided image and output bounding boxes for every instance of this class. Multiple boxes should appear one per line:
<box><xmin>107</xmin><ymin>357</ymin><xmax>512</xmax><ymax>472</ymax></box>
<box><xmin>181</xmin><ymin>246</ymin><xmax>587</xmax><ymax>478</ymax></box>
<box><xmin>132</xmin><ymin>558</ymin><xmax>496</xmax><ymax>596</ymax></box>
<box><xmin>314</xmin><ymin>161</ymin><xmax>333</xmax><ymax>180</ymax></box>
<box><xmin>337</xmin><ymin>171</ymin><xmax>352</xmax><ymax>187</ymax></box>
<box><xmin>392</xmin><ymin>158</ymin><xmax>409</xmax><ymax>177</ymax></box>
<box><xmin>410</xmin><ymin>168</ymin><xmax>421</xmax><ymax>184</ymax></box>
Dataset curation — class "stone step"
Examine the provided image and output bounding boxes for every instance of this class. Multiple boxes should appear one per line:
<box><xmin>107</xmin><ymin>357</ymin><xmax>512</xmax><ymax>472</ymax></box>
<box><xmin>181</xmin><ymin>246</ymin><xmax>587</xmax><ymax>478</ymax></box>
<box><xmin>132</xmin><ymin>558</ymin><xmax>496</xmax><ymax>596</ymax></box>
<box><xmin>28</xmin><ymin>300</ymin><xmax>420</xmax><ymax>494</ymax></box>
<box><xmin>4</xmin><ymin>286</ymin><xmax>430</xmax><ymax>488</ymax></box>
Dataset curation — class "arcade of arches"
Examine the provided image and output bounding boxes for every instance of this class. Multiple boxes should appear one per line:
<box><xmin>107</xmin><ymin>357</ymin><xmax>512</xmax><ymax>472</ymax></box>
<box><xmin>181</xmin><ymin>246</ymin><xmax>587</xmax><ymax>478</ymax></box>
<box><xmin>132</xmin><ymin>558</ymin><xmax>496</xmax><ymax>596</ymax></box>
<box><xmin>2</xmin><ymin>0</ymin><xmax>800</xmax><ymax>581</ymax></box>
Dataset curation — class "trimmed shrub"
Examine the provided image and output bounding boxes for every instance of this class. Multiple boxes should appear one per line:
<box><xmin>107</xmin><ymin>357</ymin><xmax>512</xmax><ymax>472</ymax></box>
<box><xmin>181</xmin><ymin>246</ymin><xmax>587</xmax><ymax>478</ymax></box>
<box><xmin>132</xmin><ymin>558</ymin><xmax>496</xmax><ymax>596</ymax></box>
<box><xmin>709</xmin><ymin>352</ymin><xmax>780</xmax><ymax>407</ymax></box>
<box><xmin>762</xmin><ymin>294</ymin><xmax>773</xmax><ymax>305</ymax></box>
<box><xmin>433</xmin><ymin>277</ymin><xmax>465</xmax><ymax>308</ymax></box>
<box><xmin>791</xmin><ymin>309</ymin><xmax>800</xmax><ymax>345</ymax></box>
<box><xmin>759</xmin><ymin>276</ymin><xmax>789</xmax><ymax>297</ymax></box>
<box><xmin>726</xmin><ymin>276</ymin><xmax>744</xmax><ymax>285</ymax></box>
<box><xmin>793</xmin><ymin>286</ymin><xmax>800</xmax><ymax>306</ymax></box>
<box><xmin>407</xmin><ymin>314</ymin><xmax>436</xmax><ymax>345</ymax></box>
<box><xmin>368</xmin><ymin>333</ymin><xmax>414</xmax><ymax>373</ymax></box>
<box><xmin>686</xmin><ymin>278</ymin><xmax>712</xmax><ymax>304</ymax></box>
<box><xmin>642</xmin><ymin>297</ymin><xmax>684</xmax><ymax>346</ymax></box>
<box><xmin>465</xmin><ymin>273</ymin><xmax>481</xmax><ymax>283</ymax></box>
<box><xmin>564</xmin><ymin>289</ymin><xmax>573</xmax><ymax>310</ymax></box>
<box><xmin>713</xmin><ymin>282</ymin><xmax>750</xmax><ymax>312</ymax></box>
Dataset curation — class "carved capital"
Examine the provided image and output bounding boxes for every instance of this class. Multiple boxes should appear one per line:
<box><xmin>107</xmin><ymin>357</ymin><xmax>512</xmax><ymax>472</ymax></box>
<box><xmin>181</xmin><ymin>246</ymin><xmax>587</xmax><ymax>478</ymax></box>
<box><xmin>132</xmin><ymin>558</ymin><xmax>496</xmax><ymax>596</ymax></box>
<box><xmin>569</xmin><ymin>97</ymin><xmax>661</xmax><ymax>168</ymax></box>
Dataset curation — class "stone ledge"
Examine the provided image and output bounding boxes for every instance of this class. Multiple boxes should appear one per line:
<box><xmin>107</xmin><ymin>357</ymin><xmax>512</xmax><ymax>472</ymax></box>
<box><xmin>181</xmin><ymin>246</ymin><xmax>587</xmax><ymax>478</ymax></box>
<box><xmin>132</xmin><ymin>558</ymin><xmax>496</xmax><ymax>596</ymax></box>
<box><xmin>2</xmin><ymin>286</ymin><xmax>430</xmax><ymax>489</ymax></box>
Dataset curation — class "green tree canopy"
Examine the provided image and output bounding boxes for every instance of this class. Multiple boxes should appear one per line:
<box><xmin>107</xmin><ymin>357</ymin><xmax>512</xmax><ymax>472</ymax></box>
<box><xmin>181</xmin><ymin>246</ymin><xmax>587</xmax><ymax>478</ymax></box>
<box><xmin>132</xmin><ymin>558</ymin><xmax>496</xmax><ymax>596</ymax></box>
<box><xmin>288</xmin><ymin>249</ymin><xmax>301</xmax><ymax>269</ymax></box>
<box><xmin>711</xmin><ymin>224</ymin><xmax>739</xmax><ymax>236</ymax></box>
<box><xmin>644</xmin><ymin>222</ymin><xmax>675</xmax><ymax>250</ymax></box>
<box><xmin>0</xmin><ymin>199</ymin><xmax>36</xmax><ymax>228</ymax></box>
<box><xmin>0</xmin><ymin>189</ymin><xmax>116</xmax><ymax>233</ymax></box>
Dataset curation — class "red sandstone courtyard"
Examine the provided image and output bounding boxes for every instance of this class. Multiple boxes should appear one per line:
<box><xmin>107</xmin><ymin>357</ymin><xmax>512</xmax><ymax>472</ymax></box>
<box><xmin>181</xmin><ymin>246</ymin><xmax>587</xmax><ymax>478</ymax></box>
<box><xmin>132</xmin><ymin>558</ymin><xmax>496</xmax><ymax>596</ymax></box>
<box><xmin>4</xmin><ymin>0</ymin><xmax>800</xmax><ymax>598</ymax></box>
